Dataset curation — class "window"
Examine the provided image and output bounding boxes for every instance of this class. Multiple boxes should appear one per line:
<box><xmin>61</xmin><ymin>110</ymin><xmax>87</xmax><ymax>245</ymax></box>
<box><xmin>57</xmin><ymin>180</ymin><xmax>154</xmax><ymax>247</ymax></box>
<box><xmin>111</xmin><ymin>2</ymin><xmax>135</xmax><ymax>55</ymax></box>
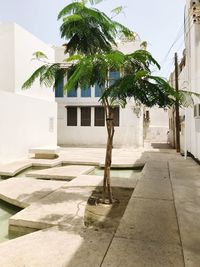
<box><xmin>81</xmin><ymin>107</ymin><xmax>91</xmax><ymax>126</ymax></box>
<box><xmin>67</xmin><ymin>88</ymin><xmax>77</xmax><ymax>97</ymax></box>
<box><xmin>55</xmin><ymin>77</ymin><xmax>64</xmax><ymax>97</ymax></box>
<box><xmin>109</xmin><ymin>71</ymin><xmax>120</xmax><ymax>86</ymax></box>
<box><xmin>95</xmin><ymin>84</ymin><xmax>104</xmax><ymax>97</ymax></box>
<box><xmin>67</xmin><ymin>107</ymin><xmax>77</xmax><ymax>126</ymax></box>
<box><xmin>95</xmin><ymin>107</ymin><xmax>105</xmax><ymax>126</ymax></box>
<box><xmin>81</xmin><ymin>87</ymin><xmax>91</xmax><ymax>97</ymax></box>
<box><xmin>113</xmin><ymin>107</ymin><xmax>120</xmax><ymax>126</ymax></box>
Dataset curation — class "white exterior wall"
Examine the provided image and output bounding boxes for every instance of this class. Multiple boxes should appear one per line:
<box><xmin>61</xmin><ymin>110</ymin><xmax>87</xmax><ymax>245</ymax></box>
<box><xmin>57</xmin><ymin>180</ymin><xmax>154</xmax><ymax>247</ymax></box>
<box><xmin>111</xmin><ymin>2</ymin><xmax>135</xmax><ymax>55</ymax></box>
<box><xmin>183</xmin><ymin>1</ymin><xmax>200</xmax><ymax>159</ymax></box>
<box><xmin>55</xmin><ymin>41</ymin><xmax>145</xmax><ymax>148</ymax></box>
<box><xmin>0</xmin><ymin>23</ymin><xmax>57</xmax><ymax>163</ymax></box>
<box><xmin>145</xmin><ymin>108</ymin><xmax>169</xmax><ymax>143</ymax></box>
<box><xmin>57</xmin><ymin>95</ymin><xmax>143</xmax><ymax>148</ymax></box>
<box><xmin>0</xmin><ymin>23</ymin><xmax>15</xmax><ymax>92</ymax></box>
<box><xmin>0</xmin><ymin>91</ymin><xmax>57</xmax><ymax>163</ymax></box>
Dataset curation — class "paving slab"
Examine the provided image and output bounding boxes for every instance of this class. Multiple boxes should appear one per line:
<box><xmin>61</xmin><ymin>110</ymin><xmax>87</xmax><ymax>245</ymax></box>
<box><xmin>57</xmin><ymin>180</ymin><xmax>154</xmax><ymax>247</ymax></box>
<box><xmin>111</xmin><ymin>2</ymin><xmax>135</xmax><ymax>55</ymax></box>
<box><xmin>0</xmin><ymin>178</ymin><xmax>67</xmax><ymax>208</ymax></box>
<box><xmin>26</xmin><ymin>165</ymin><xmax>95</xmax><ymax>180</ymax></box>
<box><xmin>133</xmin><ymin>178</ymin><xmax>173</xmax><ymax>200</ymax></box>
<box><xmin>169</xmin><ymin>160</ymin><xmax>200</xmax><ymax>267</ymax></box>
<box><xmin>9</xmin><ymin>187</ymin><xmax>93</xmax><ymax>232</ymax></box>
<box><xmin>0</xmin><ymin>160</ymin><xmax>32</xmax><ymax>177</ymax></box>
<box><xmin>102</xmin><ymin>237</ymin><xmax>184</xmax><ymax>267</ymax></box>
<box><xmin>115</xmin><ymin>198</ymin><xmax>180</xmax><ymax>245</ymax></box>
<box><xmin>67</xmin><ymin>174</ymin><xmax>138</xmax><ymax>188</ymax></box>
<box><xmin>0</xmin><ymin>226</ymin><xmax>114</xmax><ymax>267</ymax></box>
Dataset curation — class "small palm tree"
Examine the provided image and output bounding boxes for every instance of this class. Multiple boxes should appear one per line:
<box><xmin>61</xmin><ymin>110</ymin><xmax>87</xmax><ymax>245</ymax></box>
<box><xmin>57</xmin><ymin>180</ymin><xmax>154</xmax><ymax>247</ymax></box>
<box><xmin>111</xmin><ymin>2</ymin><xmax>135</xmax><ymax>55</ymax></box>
<box><xmin>23</xmin><ymin>49</ymin><xmax>181</xmax><ymax>204</ymax></box>
<box><xmin>57</xmin><ymin>0</ymin><xmax>134</xmax><ymax>55</ymax></box>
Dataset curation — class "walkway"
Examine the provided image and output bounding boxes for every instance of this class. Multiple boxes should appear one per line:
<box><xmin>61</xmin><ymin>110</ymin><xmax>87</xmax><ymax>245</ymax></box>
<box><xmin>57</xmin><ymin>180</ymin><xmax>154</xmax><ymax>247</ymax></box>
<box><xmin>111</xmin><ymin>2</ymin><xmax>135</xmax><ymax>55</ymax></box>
<box><xmin>0</xmin><ymin>147</ymin><xmax>199</xmax><ymax>266</ymax></box>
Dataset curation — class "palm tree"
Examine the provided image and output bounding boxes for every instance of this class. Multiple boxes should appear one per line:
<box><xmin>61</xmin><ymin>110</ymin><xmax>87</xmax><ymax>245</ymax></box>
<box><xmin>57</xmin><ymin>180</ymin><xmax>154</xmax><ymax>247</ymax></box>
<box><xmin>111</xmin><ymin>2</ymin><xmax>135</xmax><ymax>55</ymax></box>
<box><xmin>57</xmin><ymin>1</ymin><xmax>134</xmax><ymax>55</ymax></box>
<box><xmin>23</xmin><ymin>49</ymin><xmax>181</xmax><ymax>204</ymax></box>
<box><xmin>23</xmin><ymin>1</ymin><xmax>199</xmax><ymax>204</ymax></box>
<box><xmin>63</xmin><ymin>49</ymin><xmax>178</xmax><ymax>203</ymax></box>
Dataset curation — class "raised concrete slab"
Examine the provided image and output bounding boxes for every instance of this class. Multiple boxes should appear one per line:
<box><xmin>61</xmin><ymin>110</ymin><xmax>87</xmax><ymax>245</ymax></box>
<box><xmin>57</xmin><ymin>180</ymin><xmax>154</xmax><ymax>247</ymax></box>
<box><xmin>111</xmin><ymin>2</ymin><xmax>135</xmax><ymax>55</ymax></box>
<box><xmin>67</xmin><ymin>174</ymin><xmax>139</xmax><ymax>188</ymax></box>
<box><xmin>26</xmin><ymin>165</ymin><xmax>95</xmax><ymax>180</ymax></box>
<box><xmin>9</xmin><ymin>187</ymin><xmax>93</xmax><ymax>232</ymax></box>
<box><xmin>0</xmin><ymin>178</ymin><xmax>67</xmax><ymax>208</ymax></box>
<box><xmin>133</xmin><ymin>178</ymin><xmax>173</xmax><ymax>200</ymax></box>
<box><xmin>29</xmin><ymin>146</ymin><xmax>60</xmax><ymax>159</ymax></box>
<box><xmin>115</xmin><ymin>198</ymin><xmax>180</xmax><ymax>245</ymax></box>
<box><xmin>0</xmin><ymin>160</ymin><xmax>32</xmax><ymax>177</ymax></box>
<box><xmin>169</xmin><ymin>160</ymin><xmax>200</xmax><ymax>267</ymax></box>
<box><xmin>102</xmin><ymin>238</ymin><xmax>184</xmax><ymax>267</ymax></box>
<box><xmin>0</xmin><ymin>226</ymin><xmax>114</xmax><ymax>267</ymax></box>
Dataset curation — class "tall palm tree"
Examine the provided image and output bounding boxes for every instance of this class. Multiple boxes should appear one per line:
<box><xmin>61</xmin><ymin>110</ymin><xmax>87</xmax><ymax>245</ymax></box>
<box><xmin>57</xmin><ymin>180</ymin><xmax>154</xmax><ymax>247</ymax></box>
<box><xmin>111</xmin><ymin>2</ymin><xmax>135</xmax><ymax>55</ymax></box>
<box><xmin>57</xmin><ymin>1</ymin><xmax>134</xmax><ymax>55</ymax></box>
<box><xmin>23</xmin><ymin>1</ymin><xmax>199</xmax><ymax>204</ymax></box>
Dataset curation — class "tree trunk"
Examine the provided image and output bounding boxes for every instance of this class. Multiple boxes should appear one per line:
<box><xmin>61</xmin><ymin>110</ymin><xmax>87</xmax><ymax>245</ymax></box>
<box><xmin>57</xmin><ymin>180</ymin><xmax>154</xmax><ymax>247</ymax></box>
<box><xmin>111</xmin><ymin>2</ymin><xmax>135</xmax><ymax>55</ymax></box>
<box><xmin>103</xmin><ymin>104</ymin><xmax>115</xmax><ymax>204</ymax></box>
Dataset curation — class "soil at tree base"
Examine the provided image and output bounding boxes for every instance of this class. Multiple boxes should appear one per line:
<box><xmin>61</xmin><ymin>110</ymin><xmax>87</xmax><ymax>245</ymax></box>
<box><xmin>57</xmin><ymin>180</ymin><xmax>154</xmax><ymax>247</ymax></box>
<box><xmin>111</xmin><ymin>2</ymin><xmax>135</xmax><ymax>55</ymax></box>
<box><xmin>85</xmin><ymin>187</ymin><xmax>133</xmax><ymax>230</ymax></box>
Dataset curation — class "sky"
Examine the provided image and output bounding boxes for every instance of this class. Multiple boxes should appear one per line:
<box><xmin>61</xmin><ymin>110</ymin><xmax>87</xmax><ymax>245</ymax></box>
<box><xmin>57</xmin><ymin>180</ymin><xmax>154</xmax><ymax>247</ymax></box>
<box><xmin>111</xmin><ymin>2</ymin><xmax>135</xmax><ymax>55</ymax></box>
<box><xmin>0</xmin><ymin>0</ymin><xmax>186</xmax><ymax>78</ymax></box>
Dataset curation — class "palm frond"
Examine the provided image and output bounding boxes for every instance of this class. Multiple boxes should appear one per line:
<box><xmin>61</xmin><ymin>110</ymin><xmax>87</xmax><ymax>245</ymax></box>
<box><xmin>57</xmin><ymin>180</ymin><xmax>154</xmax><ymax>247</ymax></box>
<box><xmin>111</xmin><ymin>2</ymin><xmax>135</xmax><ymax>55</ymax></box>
<box><xmin>178</xmin><ymin>90</ymin><xmax>200</xmax><ymax>107</ymax></box>
<box><xmin>58</xmin><ymin>2</ymin><xmax>84</xmax><ymax>19</ymax></box>
<box><xmin>111</xmin><ymin>6</ymin><xmax>125</xmax><ymax>17</ymax></box>
<box><xmin>32</xmin><ymin>51</ymin><xmax>48</xmax><ymax>60</ymax></box>
<box><xmin>22</xmin><ymin>65</ymin><xmax>48</xmax><ymax>89</ymax></box>
<box><xmin>39</xmin><ymin>64</ymin><xmax>60</xmax><ymax>88</ymax></box>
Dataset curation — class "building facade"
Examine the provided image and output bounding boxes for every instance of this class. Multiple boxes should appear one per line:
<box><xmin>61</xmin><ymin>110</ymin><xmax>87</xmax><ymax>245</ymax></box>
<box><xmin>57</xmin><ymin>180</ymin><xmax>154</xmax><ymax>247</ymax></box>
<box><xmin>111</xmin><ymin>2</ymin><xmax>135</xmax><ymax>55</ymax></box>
<box><xmin>55</xmin><ymin>41</ymin><xmax>145</xmax><ymax>148</ymax></box>
<box><xmin>169</xmin><ymin>0</ymin><xmax>200</xmax><ymax>160</ymax></box>
<box><xmin>0</xmin><ymin>23</ymin><xmax>57</xmax><ymax>163</ymax></box>
<box><xmin>55</xmin><ymin>41</ymin><xmax>169</xmax><ymax>148</ymax></box>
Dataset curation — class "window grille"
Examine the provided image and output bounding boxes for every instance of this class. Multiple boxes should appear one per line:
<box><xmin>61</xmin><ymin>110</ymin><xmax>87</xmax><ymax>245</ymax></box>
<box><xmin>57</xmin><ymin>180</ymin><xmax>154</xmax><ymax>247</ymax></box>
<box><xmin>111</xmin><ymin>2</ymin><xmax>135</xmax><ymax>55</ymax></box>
<box><xmin>95</xmin><ymin>107</ymin><xmax>105</xmax><ymax>126</ymax></box>
<box><xmin>67</xmin><ymin>107</ymin><xmax>77</xmax><ymax>126</ymax></box>
<box><xmin>81</xmin><ymin>107</ymin><xmax>91</xmax><ymax>126</ymax></box>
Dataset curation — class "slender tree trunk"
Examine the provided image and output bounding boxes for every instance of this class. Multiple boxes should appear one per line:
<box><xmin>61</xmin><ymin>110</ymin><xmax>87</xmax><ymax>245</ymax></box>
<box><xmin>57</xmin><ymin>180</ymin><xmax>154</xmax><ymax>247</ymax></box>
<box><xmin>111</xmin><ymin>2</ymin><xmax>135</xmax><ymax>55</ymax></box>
<box><xmin>103</xmin><ymin>102</ymin><xmax>115</xmax><ymax>204</ymax></box>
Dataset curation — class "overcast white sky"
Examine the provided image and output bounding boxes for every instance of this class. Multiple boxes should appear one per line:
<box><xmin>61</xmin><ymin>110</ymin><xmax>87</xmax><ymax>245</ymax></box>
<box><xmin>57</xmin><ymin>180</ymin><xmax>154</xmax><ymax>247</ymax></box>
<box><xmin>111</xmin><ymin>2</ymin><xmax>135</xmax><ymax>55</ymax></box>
<box><xmin>0</xmin><ymin>0</ymin><xmax>185</xmax><ymax>78</ymax></box>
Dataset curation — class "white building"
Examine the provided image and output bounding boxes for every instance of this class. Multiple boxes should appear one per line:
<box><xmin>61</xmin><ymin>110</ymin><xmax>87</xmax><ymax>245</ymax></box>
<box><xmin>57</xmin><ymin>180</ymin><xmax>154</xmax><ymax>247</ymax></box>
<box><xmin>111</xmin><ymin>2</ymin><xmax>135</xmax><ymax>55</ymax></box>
<box><xmin>55</xmin><ymin>41</ymin><xmax>169</xmax><ymax>148</ymax></box>
<box><xmin>0</xmin><ymin>23</ymin><xmax>57</xmax><ymax>163</ymax></box>
<box><xmin>169</xmin><ymin>0</ymin><xmax>200</xmax><ymax>160</ymax></box>
<box><xmin>55</xmin><ymin>41</ymin><xmax>143</xmax><ymax>148</ymax></box>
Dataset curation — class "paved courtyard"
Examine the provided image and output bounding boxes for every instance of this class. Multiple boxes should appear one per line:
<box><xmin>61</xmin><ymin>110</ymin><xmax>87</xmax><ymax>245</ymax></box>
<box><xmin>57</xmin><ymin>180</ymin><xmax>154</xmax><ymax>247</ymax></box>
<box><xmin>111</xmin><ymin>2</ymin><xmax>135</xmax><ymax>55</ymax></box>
<box><xmin>0</xmin><ymin>146</ymin><xmax>199</xmax><ymax>266</ymax></box>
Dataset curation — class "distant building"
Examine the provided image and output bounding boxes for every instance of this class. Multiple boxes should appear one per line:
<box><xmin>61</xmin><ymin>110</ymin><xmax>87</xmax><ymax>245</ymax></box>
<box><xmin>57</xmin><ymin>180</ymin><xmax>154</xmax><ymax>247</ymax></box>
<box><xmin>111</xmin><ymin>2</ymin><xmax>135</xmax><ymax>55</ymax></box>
<box><xmin>0</xmin><ymin>23</ymin><xmax>57</xmax><ymax>163</ymax></box>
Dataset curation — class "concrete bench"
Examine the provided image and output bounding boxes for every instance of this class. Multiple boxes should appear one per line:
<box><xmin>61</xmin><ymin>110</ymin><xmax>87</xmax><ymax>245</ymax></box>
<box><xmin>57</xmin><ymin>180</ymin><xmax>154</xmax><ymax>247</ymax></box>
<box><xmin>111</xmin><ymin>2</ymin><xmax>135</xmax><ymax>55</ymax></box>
<box><xmin>29</xmin><ymin>147</ymin><xmax>60</xmax><ymax>159</ymax></box>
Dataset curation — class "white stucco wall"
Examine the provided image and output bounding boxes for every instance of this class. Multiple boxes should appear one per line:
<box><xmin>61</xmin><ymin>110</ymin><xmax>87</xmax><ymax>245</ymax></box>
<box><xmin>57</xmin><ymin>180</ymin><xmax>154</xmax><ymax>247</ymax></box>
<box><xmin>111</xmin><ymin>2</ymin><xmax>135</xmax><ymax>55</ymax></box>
<box><xmin>145</xmin><ymin>108</ymin><xmax>169</xmax><ymax>143</ymax></box>
<box><xmin>0</xmin><ymin>23</ymin><xmax>55</xmax><ymax>100</ymax></box>
<box><xmin>0</xmin><ymin>91</ymin><xmax>57</xmax><ymax>163</ymax></box>
<box><xmin>182</xmin><ymin>1</ymin><xmax>200</xmax><ymax>159</ymax></box>
<box><xmin>0</xmin><ymin>22</ymin><xmax>57</xmax><ymax>163</ymax></box>
<box><xmin>0</xmin><ymin>23</ymin><xmax>15</xmax><ymax>92</ymax></box>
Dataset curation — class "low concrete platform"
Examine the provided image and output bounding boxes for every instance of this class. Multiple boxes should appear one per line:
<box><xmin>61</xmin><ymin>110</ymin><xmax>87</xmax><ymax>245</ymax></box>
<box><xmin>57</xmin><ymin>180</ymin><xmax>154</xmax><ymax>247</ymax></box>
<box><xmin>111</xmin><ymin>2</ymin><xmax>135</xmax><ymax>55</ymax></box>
<box><xmin>26</xmin><ymin>165</ymin><xmax>95</xmax><ymax>180</ymax></box>
<box><xmin>0</xmin><ymin>160</ymin><xmax>32</xmax><ymax>177</ymax></box>
<box><xmin>29</xmin><ymin>146</ymin><xmax>60</xmax><ymax>159</ymax></box>
<box><xmin>0</xmin><ymin>147</ymin><xmax>200</xmax><ymax>266</ymax></box>
<box><xmin>0</xmin><ymin>178</ymin><xmax>67</xmax><ymax>208</ymax></box>
<box><xmin>0</xmin><ymin>226</ymin><xmax>114</xmax><ymax>267</ymax></box>
<box><xmin>9</xmin><ymin>187</ymin><xmax>93</xmax><ymax>233</ymax></box>
<box><xmin>67</xmin><ymin>174</ymin><xmax>139</xmax><ymax>188</ymax></box>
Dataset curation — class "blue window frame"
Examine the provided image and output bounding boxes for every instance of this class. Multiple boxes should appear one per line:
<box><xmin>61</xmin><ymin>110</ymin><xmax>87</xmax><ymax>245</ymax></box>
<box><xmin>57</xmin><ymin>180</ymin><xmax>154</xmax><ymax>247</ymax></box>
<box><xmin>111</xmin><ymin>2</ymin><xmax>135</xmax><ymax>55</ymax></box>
<box><xmin>95</xmin><ymin>84</ymin><xmax>104</xmax><ymax>97</ymax></box>
<box><xmin>81</xmin><ymin>86</ymin><xmax>91</xmax><ymax>97</ymax></box>
<box><xmin>55</xmin><ymin>77</ymin><xmax>64</xmax><ymax>97</ymax></box>
<box><xmin>67</xmin><ymin>88</ymin><xmax>77</xmax><ymax>97</ymax></box>
<box><xmin>109</xmin><ymin>71</ymin><xmax>120</xmax><ymax>86</ymax></box>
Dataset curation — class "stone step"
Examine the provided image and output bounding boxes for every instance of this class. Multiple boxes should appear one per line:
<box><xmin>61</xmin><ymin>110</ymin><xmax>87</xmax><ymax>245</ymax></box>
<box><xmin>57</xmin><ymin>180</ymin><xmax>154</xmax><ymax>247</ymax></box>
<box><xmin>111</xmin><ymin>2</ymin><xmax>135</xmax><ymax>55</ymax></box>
<box><xmin>26</xmin><ymin>165</ymin><xmax>95</xmax><ymax>180</ymax></box>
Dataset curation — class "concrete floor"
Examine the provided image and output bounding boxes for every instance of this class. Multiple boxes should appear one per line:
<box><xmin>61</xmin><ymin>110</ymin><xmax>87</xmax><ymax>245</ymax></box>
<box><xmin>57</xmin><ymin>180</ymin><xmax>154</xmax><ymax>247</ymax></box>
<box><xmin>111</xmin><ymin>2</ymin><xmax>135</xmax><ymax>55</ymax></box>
<box><xmin>0</xmin><ymin>147</ymin><xmax>199</xmax><ymax>266</ymax></box>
